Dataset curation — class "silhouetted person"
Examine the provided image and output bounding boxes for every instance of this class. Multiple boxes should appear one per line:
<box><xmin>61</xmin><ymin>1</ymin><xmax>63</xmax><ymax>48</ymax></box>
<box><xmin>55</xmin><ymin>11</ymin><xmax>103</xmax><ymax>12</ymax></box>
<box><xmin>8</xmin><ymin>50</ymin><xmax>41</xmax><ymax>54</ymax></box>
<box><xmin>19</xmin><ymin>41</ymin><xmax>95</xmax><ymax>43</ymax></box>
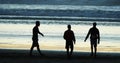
<box><xmin>30</xmin><ymin>21</ymin><xmax>44</xmax><ymax>56</ymax></box>
<box><xmin>84</xmin><ymin>22</ymin><xmax>100</xmax><ymax>57</ymax></box>
<box><xmin>63</xmin><ymin>25</ymin><xmax>76</xmax><ymax>58</ymax></box>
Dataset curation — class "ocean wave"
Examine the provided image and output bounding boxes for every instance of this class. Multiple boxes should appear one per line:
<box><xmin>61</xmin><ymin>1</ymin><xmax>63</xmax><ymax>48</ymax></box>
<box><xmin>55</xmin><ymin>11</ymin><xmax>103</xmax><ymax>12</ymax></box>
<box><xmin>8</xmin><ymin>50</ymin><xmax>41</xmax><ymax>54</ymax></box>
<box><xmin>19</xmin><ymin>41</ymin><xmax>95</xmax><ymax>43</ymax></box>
<box><xmin>0</xmin><ymin>0</ymin><xmax>120</xmax><ymax>6</ymax></box>
<box><xmin>0</xmin><ymin>4</ymin><xmax>120</xmax><ymax>11</ymax></box>
<box><xmin>0</xmin><ymin>15</ymin><xmax>120</xmax><ymax>21</ymax></box>
<box><xmin>0</xmin><ymin>8</ymin><xmax>120</xmax><ymax>18</ymax></box>
<box><xmin>0</xmin><ymin>15</ymin><xmax>120</xmax><ymax>26</ymax></box>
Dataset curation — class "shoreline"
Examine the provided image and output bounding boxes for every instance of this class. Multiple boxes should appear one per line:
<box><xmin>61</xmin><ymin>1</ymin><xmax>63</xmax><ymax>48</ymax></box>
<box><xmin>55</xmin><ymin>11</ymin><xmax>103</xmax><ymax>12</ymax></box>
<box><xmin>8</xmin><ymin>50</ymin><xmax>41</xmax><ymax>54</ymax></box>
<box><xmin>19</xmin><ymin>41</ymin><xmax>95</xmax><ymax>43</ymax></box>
<box><xmin>0</xmin><ymin>44</ymin><xmax>120</xmax><ymax>53</ymax></box>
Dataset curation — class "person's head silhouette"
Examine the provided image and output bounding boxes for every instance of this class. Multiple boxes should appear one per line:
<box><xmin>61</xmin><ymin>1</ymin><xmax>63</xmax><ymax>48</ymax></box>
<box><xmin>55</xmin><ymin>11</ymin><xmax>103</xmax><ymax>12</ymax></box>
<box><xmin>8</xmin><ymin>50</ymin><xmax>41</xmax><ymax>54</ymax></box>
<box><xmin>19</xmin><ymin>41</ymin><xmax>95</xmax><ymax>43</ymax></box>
<box><xmin>93</xmin><ymin>22</ymin><xmax>97</xmax><ymax>27</ymax></box>
<box><xmin>36</xmin><ymin>21</ymin><xmax>40</xmax><ymax>26</ymax></box>
<box><xmin>68</xmin><ymin>24</ymin><xmax>71</xmax><ymax>30</ymax></box>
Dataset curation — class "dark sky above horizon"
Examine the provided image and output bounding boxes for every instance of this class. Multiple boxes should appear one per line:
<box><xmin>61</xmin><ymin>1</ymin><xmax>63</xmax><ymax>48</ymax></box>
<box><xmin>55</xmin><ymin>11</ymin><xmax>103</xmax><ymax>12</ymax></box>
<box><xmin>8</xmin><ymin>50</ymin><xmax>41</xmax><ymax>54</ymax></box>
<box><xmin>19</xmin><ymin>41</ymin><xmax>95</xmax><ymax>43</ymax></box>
<box><xmin>0</xmin><ymin>0</ymin><xmax>120</xmax><ymax>6</ymax></box>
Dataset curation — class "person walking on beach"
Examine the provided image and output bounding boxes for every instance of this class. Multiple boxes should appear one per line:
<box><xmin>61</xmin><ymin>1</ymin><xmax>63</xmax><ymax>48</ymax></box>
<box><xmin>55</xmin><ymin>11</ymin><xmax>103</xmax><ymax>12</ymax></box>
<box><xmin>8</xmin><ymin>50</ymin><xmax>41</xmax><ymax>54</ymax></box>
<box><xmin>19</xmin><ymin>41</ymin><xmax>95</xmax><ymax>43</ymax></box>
<box><xmin>63</xmin><ymin>25</ymin><xmax>76</xmax><ymax>58</ymax></box>
<box><xmin>30</xmin><ymin>21</ymin><xmax>44</xmax><ymax>56</ymax></box>
<box><xmin>84</xmin><ymin>22</ymin><xmax>100</xmax><ymax>57</ymax></box>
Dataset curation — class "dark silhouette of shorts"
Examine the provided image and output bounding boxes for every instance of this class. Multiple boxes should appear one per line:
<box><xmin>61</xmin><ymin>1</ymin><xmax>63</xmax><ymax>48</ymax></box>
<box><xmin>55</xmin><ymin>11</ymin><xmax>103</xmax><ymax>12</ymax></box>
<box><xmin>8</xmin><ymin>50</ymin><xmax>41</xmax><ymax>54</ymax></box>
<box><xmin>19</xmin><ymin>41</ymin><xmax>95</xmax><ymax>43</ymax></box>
<box><xmin>90</xmin><ymin>39</ymin><xmax>97</xmax><ymax>47</ymax></box>
<box><xmin>32</xmin><ymin>38</ymin><xmax>39</xmax><ymax>47</ymax></box>
<box><xmin>65</xmin><ymin>41</ymin><xmax>73</xmax><ymax>49</ymax></box>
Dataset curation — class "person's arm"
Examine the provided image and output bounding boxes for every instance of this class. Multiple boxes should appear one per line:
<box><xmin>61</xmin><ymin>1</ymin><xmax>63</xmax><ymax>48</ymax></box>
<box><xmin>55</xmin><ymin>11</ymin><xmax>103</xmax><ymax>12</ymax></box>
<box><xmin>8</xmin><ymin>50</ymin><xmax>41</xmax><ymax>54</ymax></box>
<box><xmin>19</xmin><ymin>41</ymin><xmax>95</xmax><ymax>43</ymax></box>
<box><xmin>84</xmin><ymin>29</ymin><xmax>91</xmax><ymax>42</ymax></box>
<box><xmin>73</xmin><ymin>31</ymin><xmax>76</xmax><ymax>44</ymax></box>
<box><xmin>98</xmin><ymin>29</ymin><xmax>100</xmax><ymax>44</ymax></box>
<box><xmin>39</xmin><ymin>32</ymin><xmax>44</xmax><ymax>37</ymax></box>
<box><xmin>38</xmin><ymin>28</ymin><xmax>44</xmax><ymax>37</ymax></box>
<box><xmin>63</xmin><ymin>31</ymin><xmax>66</xmax><ymax>40</ymax></box>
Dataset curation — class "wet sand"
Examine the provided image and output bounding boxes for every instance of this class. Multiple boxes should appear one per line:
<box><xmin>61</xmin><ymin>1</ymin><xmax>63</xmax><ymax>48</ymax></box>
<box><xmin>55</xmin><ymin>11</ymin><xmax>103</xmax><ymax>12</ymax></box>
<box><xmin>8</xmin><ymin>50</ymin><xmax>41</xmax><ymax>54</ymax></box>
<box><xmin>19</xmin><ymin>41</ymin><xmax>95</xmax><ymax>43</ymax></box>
<box><xmin>0</xmin><ymin>49</ymin><xmax>120</xmax><ymax>63</ymax></box>
<box><xmin>0</xmin><ymin>43</ymin><xmax>120</xmax><ymax>63</ymax></box>
<box><xmin>0</xmin><ymin>44</ymin><xmax>120</xmax><ymax>52</ymax></box>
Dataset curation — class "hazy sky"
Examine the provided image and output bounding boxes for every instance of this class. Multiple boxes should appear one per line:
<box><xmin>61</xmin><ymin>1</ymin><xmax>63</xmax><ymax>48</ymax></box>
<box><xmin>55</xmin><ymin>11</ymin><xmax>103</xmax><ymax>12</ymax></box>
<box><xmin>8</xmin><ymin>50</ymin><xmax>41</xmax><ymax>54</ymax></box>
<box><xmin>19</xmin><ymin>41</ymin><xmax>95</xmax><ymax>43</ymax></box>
<box><xmin>0</xmin><ymin>0</ymin><xmax>120</xmax><ymax>6</ymax></box>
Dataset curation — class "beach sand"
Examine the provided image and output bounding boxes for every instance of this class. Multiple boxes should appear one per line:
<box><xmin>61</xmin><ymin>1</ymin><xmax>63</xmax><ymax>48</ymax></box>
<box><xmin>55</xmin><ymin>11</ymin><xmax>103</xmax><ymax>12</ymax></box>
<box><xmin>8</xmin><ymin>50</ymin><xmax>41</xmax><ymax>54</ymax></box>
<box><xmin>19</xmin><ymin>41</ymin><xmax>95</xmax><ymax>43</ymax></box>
<box><xmin>0</xmin><ymin>44</ymin><xmax>120</xmax><ymax>52</ymax></box>
<box><xmin>0</xmin><ymin>49</ymin><xmax>120</xmax><ymax>63</ymax></box>
<box><xmin>0</xmin><ymin>44</ymin><xmax>120</xmax><ymax>63</ymax></box>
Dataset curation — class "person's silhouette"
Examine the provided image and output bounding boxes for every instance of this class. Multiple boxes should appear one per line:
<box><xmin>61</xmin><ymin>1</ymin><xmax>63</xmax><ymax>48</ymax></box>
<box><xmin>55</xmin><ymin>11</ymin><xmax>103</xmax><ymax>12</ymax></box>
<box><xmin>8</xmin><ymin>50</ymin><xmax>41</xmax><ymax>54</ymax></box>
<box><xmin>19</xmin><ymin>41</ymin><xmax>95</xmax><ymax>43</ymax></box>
<box><xmin>30</xmin><ymin>21</ymin><xmax>44</xmax><ymax>56</ymax></box>
<box><xmin>84</xmin><ymin>22</ymin><xmax>100</xmax><ymax>57</ymax></box>
<box><xmin>63</xmin><ymin>25</ymin><xmax>76</xmax><ymax>58</ymax></box>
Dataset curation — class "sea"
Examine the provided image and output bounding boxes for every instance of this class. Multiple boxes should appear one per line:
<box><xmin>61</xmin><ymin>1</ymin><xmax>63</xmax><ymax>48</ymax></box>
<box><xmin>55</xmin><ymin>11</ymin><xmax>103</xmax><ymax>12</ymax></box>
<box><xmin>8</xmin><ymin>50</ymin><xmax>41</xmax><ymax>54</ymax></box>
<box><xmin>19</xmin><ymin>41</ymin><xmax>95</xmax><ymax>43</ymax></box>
<box><xmin>0</xmin><ymin>4</ymin><xmax>120</xmax><ymax>52</ymax></box>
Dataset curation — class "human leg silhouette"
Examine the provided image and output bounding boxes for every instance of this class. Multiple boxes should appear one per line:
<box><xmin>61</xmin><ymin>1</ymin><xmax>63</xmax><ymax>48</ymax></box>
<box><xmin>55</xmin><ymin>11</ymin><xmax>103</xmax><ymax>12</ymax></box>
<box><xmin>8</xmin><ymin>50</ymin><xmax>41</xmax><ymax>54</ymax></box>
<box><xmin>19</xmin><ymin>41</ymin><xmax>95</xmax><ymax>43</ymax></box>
<box><xmin>94</xmin><ymin>44</ymin><xmax>97</xmax><ymax>57</ymax></box>
<box><xmin>67</xmin><ymin>48</ymin><xmax>70</xmax><ymax>58</ymax></box>
<box><xmin>37</xmin><ymin>45</ymin><xmax>43</xmax><ymax>56</ymax></box>
<box><xmin>30</xmin><ymin>46</ymin><xmax>34</xmax><ymax>56</ymax></box>
<box><xmin>91</xmin><ymin>44</ymin><xmax>93</xmax><ymax>56</ymax></box>
<box><xmin>94</xmin><ymin>47</ymin><xmax>97</xmax><ymax>57</ymax></box>
<box><xmin>93</xmin><ymin>40</ymin><xmax>97</xmax><ymax>57</ymax></box>
<box><xmin>70</xmin><ymin>48</ymin><xmax>73</xmax><ymax>58</ymax></box>
<box><xmin>70</xmin><ymin>44</ymin><xmax>73</xmax><ymax>58</ymax></box>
